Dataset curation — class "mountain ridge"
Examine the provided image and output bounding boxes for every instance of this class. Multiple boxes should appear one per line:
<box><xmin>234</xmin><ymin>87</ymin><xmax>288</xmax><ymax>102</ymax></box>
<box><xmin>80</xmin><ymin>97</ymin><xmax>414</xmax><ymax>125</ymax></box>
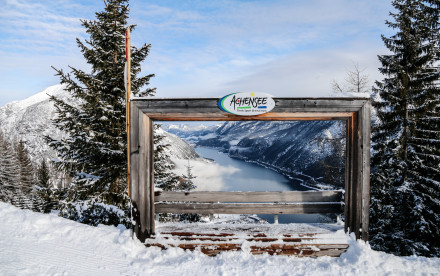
<box><xmin>0</xmin><ymin>85</ymin><xmax>198</xmax><ymax>165</ymax></box>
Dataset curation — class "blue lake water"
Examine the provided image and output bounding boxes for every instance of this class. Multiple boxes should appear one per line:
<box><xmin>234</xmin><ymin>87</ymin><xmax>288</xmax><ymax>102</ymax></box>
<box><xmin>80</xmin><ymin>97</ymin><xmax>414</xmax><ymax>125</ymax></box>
<box><xmin>194</xmin><ymin>147</ymin><xmax>308</xmax><ymax>192</ymax></box>
<box><xmin>194</xmin><ymin>147</ymin><xmax>332</xmax><ymax>223</ymax></box>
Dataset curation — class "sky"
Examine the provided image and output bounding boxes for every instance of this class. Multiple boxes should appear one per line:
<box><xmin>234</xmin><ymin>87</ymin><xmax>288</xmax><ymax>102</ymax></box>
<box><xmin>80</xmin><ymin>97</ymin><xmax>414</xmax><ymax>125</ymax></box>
<box><xmin>0</xmin><ymin>0</ymin><xmax>394</xmax><ymax>107</ymax></box>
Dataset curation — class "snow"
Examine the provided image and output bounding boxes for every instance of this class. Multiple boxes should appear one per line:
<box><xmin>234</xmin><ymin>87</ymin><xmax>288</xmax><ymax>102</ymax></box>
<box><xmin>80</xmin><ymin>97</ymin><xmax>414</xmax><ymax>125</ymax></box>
<box><xmin>1</xmin><ymin>84</ymin><xmax>66</xmax><ymax>110</ymax></box>
<box><xmin>0</xmin><ymin>85</ymin><xmax>198</xmax><ymax>169</ymax></box>
<box><xmin>1</xmin><ymin>202</ymin><xmax>440</xmax><ymax>276</ymax></box>
<box><xmin>0</xmin><ymin>84</ymin><xmax>71</xmax><ymax>164</ymax></box>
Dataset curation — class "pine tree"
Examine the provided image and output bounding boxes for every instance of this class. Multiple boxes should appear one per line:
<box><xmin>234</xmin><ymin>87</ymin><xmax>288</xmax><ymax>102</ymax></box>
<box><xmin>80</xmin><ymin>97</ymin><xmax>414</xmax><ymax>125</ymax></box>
<box><xmin>181</xmin><ymin>159</ymin><xmax>196</xmax><ymax>191</ymax></box>
<box><xmin>177</xmin><ymin>159</ymin><xmax>199</xmax><ymax>222</ymax></box>
<box><xmin>47</xmin><ymin>0</ymin><xmax>155</xmax><ymax>226</ymax></box>
<box><xmin>153</xmin><ymin>126</ymin><xmax>199</xmax><ymax>222</ymax></box>
<box><xmin>0</xmin><ymin>131</ymin><xmax>19</xmax><ymax>204</ymax></box>
<box><xmin>15</xmin><ymin>140</ymin><xmax>36</xmax><ymax>209</ymax></box>
<box><xmin>37</xmin><ymin>159</ymin><xmax>51</xmax><ymax>188</ymax></box>
<box><xmin>36</xmin><ymin>159</ymin><xmax>55</xmax><ymax>213</ymax></box>
<box><xmin>154</xmin><ymin>125</ymin><xmax>180</xmax><ymax>191</ymax></box>
<box><xmin>370</xmin><ymin>0</ymin><xmax>440</xmax><ymax>256</ymax></box>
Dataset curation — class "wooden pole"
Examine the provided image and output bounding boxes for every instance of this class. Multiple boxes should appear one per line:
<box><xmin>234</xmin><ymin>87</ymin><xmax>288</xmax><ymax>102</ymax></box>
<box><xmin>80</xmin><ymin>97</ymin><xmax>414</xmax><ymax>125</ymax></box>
<box><xmin>125</xmin><ymin>28</ymin><xmax>131</xmax><ymax>198</ymax></box>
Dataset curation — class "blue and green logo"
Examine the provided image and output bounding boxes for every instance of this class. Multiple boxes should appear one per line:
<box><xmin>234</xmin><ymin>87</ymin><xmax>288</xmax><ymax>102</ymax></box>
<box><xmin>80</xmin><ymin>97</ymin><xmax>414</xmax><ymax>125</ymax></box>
<box><xmin>218</xmin><ymin>92</ymin><xmax>275</xmax><ymax>116</ymax></box>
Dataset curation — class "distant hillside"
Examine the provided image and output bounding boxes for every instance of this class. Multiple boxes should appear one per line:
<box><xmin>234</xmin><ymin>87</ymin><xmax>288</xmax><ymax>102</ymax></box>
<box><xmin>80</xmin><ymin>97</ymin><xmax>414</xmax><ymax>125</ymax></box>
<box><xmin>0</xmin><ymin>84</ymin><xmax>71</xmax><ymax>163</ymax></box>
<box><xmin>161</xmin><ymin>123</ymin><xmax>221</xmax><ymax>146</ymax></box>
<box><xmin>194</xmin><ymin>121</ymin><xmax>346</xmax><ymax>189</ymax></box>
<box><xmin>0</xmin><ymin>85</ymin><xmax>198</xmax><ymax>165</ymax></box>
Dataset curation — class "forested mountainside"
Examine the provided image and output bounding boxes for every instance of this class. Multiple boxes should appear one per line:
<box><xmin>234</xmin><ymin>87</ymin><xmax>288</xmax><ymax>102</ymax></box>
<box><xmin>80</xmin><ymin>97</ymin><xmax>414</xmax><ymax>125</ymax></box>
<box><xmin>167</xmin><ymin>121</ymin><xmax>346</xmax><ymax>189</ymax></box>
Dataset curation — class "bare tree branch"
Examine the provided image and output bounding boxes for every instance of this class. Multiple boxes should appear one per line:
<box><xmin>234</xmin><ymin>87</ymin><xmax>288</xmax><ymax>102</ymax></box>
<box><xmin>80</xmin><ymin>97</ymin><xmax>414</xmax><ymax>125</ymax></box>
<box><xmin>331</xmin><ymin>62</ymin><xmax>370</xmax><ymax>94</ymax></box>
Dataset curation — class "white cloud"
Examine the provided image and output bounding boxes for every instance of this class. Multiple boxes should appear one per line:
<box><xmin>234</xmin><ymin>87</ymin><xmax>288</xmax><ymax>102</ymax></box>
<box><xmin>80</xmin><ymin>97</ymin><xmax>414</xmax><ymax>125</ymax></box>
<box><xmin>171</xmin><ymin>158</ymin><xmax>240</xmax><ymax>191</ymax></box>
<box><xmin>0</xmin><ymin>0</ymin><xmax>394</xmax><ymax>106</ymax></box>
<box><xmin>0</xmin><ymin>0</ymin><xmax>87</xmax><ymax>53</ymax></box>
<box><xmin>222</xmin><ymin>46</ymin><xmax>386</xmax><ymax>97</ymax></box>
<box><xmin>130</xmin><ymin>0</ymin><xmax>392</xmax><ymax>98</ymax></box>
<box><xmin>147</xmin><ymin>41</ymin><xmax>388</xmax><ymax>99</ymax></box>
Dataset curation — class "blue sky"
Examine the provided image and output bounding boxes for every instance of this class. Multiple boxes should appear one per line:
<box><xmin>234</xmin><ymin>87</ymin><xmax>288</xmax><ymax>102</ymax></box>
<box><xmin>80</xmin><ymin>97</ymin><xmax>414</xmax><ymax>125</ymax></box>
<box><xmin>0</xmin><ymin>0</ymin><xmax>393</xmax><ymax>106</ymax></box>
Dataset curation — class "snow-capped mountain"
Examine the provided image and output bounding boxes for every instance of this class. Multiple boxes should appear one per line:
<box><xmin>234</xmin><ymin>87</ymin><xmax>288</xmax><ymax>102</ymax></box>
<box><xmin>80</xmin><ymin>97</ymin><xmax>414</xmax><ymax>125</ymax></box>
<box><xmin>161</xmin><ymin>123</ymin><xmax>221</xmax><ymax>145</ymax></box>
<box><xmin>0</xmin><ymin>84</ymin><xmax>71</xmax><ymax>163</ymax></box>
<box><xmin>194</xmin><ymin>121</ymin><xmax>345</xmax><ymax>189</ymax></box>
<box><xmin>0</xmin><ymin>85</ymin><xmax>198</xmax><ymax>164</ymax></box>
<box><xmin>155</xmin><ymin>127</ymin><xmax>199</xmax><ymax>160</ymax></box>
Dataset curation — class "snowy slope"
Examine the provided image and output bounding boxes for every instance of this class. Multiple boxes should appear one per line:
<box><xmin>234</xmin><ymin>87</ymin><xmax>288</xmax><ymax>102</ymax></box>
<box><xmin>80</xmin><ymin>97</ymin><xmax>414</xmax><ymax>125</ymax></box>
<box><xmin>0</xmin><ymin>85</ymin><xmax>198</xmax><ymax>164</ymax></box>
<box><xmin>0</xmin><ymin>84</ymin><xmax>71</xmax><ymax>163</ymax></box>
<box><xmin>155</xmin><ymin>126</ymin><xmax>199</xmax><ymax>160</ymax></box>
<box><xmin>1</xmin><ymin>202</ymin><xmax>439</xmax><ymax>276</ymax></box>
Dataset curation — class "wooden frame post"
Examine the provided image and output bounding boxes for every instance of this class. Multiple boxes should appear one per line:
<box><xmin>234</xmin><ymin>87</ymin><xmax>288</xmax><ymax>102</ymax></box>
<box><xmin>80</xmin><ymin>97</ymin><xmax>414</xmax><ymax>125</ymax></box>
<box><xmin>125</xmin><ymin>28</ymin><xmax>131</xmax><ymax>198</ymax></box>
<box><xmin>129</xmin><ymin>97</ymin><xmax>371</xmax><ymax>242</ymax></box>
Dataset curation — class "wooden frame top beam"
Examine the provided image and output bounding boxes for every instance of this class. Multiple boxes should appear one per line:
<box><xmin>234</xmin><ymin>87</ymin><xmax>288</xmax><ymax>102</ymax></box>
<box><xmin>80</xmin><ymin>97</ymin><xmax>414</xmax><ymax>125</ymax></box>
<box><xmin>131</xmin><ymin>97</ymin><xmax>369</xmax><ymax>121</ymax></box>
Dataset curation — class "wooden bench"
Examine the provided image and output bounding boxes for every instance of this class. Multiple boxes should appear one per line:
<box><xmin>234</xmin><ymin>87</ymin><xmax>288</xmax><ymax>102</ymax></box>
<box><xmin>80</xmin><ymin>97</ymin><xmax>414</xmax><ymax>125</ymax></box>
<box><xmin>154</xmin><ymin>190</ymin><xmax>343</xmax><ymax>215</ymax></box>
<box><xmin>146</xmin><ymin>190</ymin><xmax>348</xmax><ymax>256</ymax></box>
<box><xmin>145</xmin><ymin>222</ymin><xmax>349</xmax><ymax>257</ymax></box>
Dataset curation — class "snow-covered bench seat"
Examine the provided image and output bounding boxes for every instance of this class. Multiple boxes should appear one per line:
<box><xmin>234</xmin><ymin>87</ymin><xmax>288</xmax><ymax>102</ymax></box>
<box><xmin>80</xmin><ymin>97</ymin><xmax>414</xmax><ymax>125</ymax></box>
<box><xmin>145</xmin><ymin>222</ymin><xmax>349</xmax><ymax>257</ymax></box>
<box><xmin>146</xmin><ymin>190</ymin><xmax>348</xmax><ymax>256</ymax></box>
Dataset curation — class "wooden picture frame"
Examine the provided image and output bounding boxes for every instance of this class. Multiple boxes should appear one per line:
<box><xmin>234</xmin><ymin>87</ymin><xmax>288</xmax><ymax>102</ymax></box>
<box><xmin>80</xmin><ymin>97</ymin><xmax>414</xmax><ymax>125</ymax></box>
<box><xmin>129</xmin><ymin>97</ymin><xmax>371</xmax><ymax>242</ymax></box>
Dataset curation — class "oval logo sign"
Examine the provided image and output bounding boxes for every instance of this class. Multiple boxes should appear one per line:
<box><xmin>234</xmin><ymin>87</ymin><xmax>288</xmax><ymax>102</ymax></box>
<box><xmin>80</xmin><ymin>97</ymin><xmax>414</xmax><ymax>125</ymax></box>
<box><xmin>218</xmin><ymin>92</ymin><xmax>275</xmax><ymax>116</ymax></box>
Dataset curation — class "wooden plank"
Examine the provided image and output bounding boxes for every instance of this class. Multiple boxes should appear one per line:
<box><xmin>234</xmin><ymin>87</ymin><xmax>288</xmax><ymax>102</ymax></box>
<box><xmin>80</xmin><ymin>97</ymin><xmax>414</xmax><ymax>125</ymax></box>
<box><xmin>132</xmin><ymin>98</ymin><xmax>369</xmax><ymax>117</ymax></box>
<box><xmin>129</xmin><ymin>101</ymin><xmax>141</xmax><ymax>239</ymax></box>
<box><xmin>158</xmin><ymin>235</ymin><xmax>316</xmax><ymax>243</ymax></box>
<box><xmin>146</xmin><ymin>115</ymin><xmax>155</xmax><ymax>237</ymax></box>
<box><xmin>144</xmin><ymin>112</ymin><xmax>353</xmax><ymax>121</ymax></box>
<box><xmin>138</xmin><ymin>113</ymin><xmax>155</xmax><ymax>241</ymax></box>
<box><xmin>138</xmin><ymin>111</ymin><xmax>148</xmax><ymax>241</ymax></box>
<box><xmin>125</xmin><ymin>29</ymin><xmax>132</xmax><ymax>202</ymax></box>
<box><xmin>360</xmin><ymin>101</ymin><xmax>371</xmax><ymax>241</ymax></box>
<box><xmin>132</xmin><ymin>97</ymin><xmax>368</xmax><ymax>108</ymax></box>
<box><xmin>138</xmin><ymin>108</ymin><xmax>364</xmax><ymax>118</ymax></box>
<box><xmin>154</xmin><ymin>190</ymin><xmax>343</xmax><ymax>203</ymax></box>
<box><xmin>249</xmin><ymin>244</ymin><xmax>349</xmax><ymax>256</ymax></box>
<box><xmin>146</xmin><ymin>222</ymin><xmax>349</xmax><ymax>256</ymax></box>
<box><xmin>274</xmin><ymin>98</ymin><xmax>368</xmax><ymax>108</ymax></box>
<box><xmin>344</xmin><ymin>115</ymin><xmax>353</xmax><ymax>234</ymax></box>
<box><xmin>354</xmin><ymin>111</ymin><xmax>362</xmax><ymax>239</ymax></box>
<box><xmin>155</xmin><ymin>202</ymin><xmax>343</xmax><ymax>214</ymax></box>
<box><xmin>145</xmin><ymin>243</ymin><xmax>348</xmax><ymax>257</ymax></box>
<box><xmin>348</xmin><ymin>112</ymin><xmax>359</xmax><ymax>238</ymax></box>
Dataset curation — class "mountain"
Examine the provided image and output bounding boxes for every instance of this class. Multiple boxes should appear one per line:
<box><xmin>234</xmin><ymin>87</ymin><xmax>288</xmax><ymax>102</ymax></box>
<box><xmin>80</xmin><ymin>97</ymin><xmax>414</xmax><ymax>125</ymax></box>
<box><xmin>0</xmin><ymin>85</ymin><xmax>199</xmax><ymax>165</ymax></box>
<box><xmin>194</xmin><ymin>121</ymin><xmax>345</xmax><ymax>189</ymax></box>
<box><xmin>155</xmin><ymin>127</ymin><xmax>199</xmax><ymax>160</ymax></box>
<box><xmin>0</xmin><ymin>84</ymin><xmax>71</xmax><ymax>163</ymax></box>
<box><xmin>161</xmin><ymin>123</ymin><xmax>221</xmax><ymax>145</ymax></box>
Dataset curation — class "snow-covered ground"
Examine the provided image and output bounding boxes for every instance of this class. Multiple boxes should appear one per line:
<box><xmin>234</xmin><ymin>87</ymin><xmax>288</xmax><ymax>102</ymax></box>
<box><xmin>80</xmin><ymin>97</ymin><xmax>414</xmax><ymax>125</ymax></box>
<box><xmin>1</xmin><ymin>202</ymin><xmax>439</xmax><ymax>276</ymax></box>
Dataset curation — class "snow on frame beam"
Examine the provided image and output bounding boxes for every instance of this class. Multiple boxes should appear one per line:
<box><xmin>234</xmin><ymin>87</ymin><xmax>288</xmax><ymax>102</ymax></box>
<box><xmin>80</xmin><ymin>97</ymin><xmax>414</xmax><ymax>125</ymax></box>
<box><xmin>129</xmin><ymin>97</ymin><xmax>371</xmax><ymax>242</ymax></box>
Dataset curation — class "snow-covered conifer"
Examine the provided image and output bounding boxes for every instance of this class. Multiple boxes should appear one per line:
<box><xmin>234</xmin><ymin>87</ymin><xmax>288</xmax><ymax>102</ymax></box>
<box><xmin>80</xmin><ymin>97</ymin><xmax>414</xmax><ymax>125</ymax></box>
<box><xmin>181</xmin><ymin>159</ymin><xmax>196</xmax><ymax>191</ymax></box>
<box><xmin>0</xmin><ymin>131</ymin><xmax>19</xmax><ymax>204</ymax></box>
<box><xmin>370</xmin><ymin>0</ymin><xmax>440</xmax><ymax>256</ymax></box>
<box><xmin>15</xmin><ymin>140</ymin><xmax>36</xmax><ymax>197</ymax></box>
<box><xmin>35</xmin><ymin>159</ymin><xmax>56</xmax><ymax>213</ymax></box>
<box><xmin>47</xmin><ymin>0</ymin><xmax>155</xmax><ymax>226</ymax></box>
<box><xmin>153</xmin><ymin>125</ymin><xmax>181</xmax><ymax>191</ymax></box>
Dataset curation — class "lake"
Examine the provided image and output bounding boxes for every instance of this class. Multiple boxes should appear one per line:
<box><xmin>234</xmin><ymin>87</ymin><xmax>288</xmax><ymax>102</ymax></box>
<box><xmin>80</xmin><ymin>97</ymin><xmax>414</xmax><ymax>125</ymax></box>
<box><xmin>194</xmin><ymin>147</ymin><xmax>307</xmax><ymax>192</ymax></box>
<box><xmin>194</xmin><ymin>147</ymin><xmax>333</xmax><ymax>223</ymax></box>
